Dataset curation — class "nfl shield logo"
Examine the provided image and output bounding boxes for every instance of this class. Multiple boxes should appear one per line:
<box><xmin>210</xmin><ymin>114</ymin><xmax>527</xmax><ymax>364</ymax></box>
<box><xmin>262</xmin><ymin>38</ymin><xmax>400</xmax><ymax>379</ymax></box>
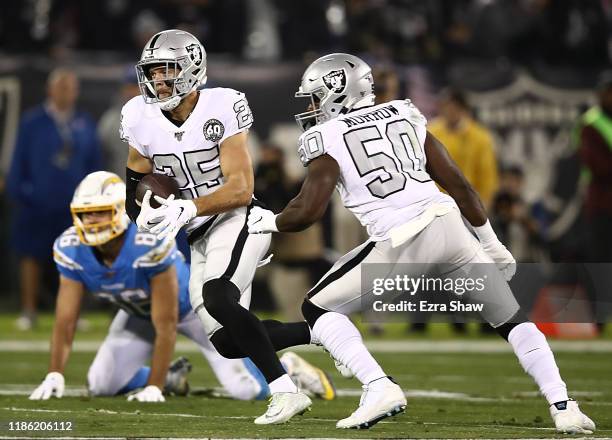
<box><xmin>322</xmin><ymin>69</ymin><xmax>347</xmax><ymax>93</ymax></box>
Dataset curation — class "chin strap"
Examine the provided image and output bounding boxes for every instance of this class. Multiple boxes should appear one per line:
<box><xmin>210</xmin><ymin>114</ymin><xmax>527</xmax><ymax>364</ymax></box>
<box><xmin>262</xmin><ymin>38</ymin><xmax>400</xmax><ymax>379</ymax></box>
<box><xmin>158</xmin><ymin>95</ymin><xmax>183</xmax><ymax>111</ymax></box>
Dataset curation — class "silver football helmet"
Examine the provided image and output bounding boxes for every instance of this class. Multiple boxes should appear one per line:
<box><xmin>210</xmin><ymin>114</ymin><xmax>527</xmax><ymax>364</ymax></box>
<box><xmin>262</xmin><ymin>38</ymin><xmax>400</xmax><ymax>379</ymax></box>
<box><xmin>136</xmin><ymin>29</ymin><xmax>207</xmax><ymax>111</ymax></box>
<box><xmin>295</xmin><ymin>53</ymin><xmax>375</xmax><ymax>131</ymax></box>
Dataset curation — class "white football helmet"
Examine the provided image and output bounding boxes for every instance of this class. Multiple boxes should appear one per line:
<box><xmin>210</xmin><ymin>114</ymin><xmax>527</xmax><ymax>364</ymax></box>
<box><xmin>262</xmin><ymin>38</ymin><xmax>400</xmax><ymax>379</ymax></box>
<box><xmin>295</xmin><ymin>53</ymin><xmax>375</xmax><ymax>131</ymax></box>
<box><xmin>70</xmin><ymin>171</ymin><xmax>129</xmax><ymax>246</ymax></box>
<box><xmin>136</xmin><ymin>29</ymin><xmax>207</xmax><ymax>111</ymax></box>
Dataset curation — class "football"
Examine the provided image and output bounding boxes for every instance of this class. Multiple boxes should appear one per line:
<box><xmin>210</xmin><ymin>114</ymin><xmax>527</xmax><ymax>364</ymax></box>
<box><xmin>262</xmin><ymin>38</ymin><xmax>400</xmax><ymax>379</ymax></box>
<box><xmin>136</xmin><ymin>173</ymin><xmax>181</xmax><ymax>208</ymax></box>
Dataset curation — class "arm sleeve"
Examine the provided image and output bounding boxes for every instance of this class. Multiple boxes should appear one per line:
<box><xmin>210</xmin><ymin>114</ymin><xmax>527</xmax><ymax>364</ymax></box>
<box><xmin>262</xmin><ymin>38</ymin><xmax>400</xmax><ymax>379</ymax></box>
<box><xmin>53</xmin><ymin>238</ymin><xmax>83</xmax><ymax>282</ymax></box>
<box><xmin>219</xmin><ymin>91</ymin><xmax>253</xmax><ymax>144</ymax></box>
<box><xmin>298</xmin><ymin>122</ymin><xmax>344</xmax><ymax>168</ymax></box>
<box><xmin>119</xmin><ymin>107</ymin><xmax>146</xmax><ymax>156</ymax></box>
<box><xmin>126</xmin><ymin>167</ymin><xmax>147</xmax><ymax>222</ymax></box>
<box><xmin>298</xmin><ymin>129</ymin><xmax>328</xmax><ymax>166</ymax></box>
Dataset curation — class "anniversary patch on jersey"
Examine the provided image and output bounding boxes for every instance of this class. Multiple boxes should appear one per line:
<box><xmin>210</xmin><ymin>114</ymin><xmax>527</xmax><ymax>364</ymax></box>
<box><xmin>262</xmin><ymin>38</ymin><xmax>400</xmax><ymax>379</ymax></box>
<box><xmin>322</xmin><ymin>69</ymin><xmax>347</xmax><ymax>93</ymax></box>
<box><xmin>203</xmin><ymin>118</ymin><xmax>225</xmax><ymax>142</ymax></box>
<box><xmin>186</xmin><ymin>44</ymin><xmax>203</xmax><ymax>66</ymax></box>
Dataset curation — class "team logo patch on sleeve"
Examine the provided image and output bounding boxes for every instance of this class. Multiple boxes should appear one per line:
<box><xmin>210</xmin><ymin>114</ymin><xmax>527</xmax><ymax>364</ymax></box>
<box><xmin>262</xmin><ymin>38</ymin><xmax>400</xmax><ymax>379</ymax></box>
<box><xmin>323</xmin><ymin>69</ymin><xmax>347</xmax><ymax>93</ymax></box>
<box><xmin>186</xmin><ymin>44</ymin><xmax>203</xmax><ymax>66</ymax></box>
<box><xmin>203</xmin><ymin>119</ymin><xmax>225</xmax><ymax>142</ymax></box>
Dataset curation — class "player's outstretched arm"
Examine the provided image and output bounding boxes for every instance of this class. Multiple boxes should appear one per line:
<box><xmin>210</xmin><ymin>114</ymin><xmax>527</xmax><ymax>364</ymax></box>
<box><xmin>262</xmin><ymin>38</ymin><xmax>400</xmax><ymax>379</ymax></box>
<box><xmin>30</xmin><ymin>275</ymin><xmax>84</xmax><ymax>400</ymax></box>
<box><xmin>143</xmin><ymin>265</ymin><xmax>179</xmax><ymax>401</ymax></box>
<box><xmin>275</xmin><ymin>154</ymin><xmax>340</xmax><ymax>232</ymax></box>
<box><xmin>424</xmin><ymin>132</ymin><xmax>487</xmax><ymax>227</ymax></box>
<box><xmin>425</xmin><ymin>131</ymin><xmax>516</xmax><ymax>280</ymax></box>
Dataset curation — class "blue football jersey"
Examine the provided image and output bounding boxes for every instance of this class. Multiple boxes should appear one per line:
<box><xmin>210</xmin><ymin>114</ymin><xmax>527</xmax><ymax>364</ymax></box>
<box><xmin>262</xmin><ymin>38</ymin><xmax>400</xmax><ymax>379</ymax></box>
<box><xmin>53</xmin><ymin>223</ymin><xmax>192</xmax><ymax>319</ymax></box>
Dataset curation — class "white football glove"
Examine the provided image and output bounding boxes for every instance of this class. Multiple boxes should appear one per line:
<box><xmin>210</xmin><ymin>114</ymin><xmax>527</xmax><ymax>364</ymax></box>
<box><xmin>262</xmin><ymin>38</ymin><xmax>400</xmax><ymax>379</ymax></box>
<box><xmin>29</xmin><ymin>372</ymin><xmax>65</xmax><ymax>400</ymax></box>
<box><xmin>127</xmin><ymin>385</ymin><xmax>165</xmax><ymax>402</ymax></box>
<box><xmin>247</xmin><ymin>206</ymin><xmax>278</xmax><ymax>234</ymax></box>
<box><xmin>149</xmin><ymin>195</ymin><xmax>197</xmax><ymax>240</ymax></box>
<box><xmin>474</xmin><ymin>220</ymin><xmax>516</xmax><ymax>281</ymax></box>
<box><xmin>135</xmin><ymin>190</ymin><xmax>166</xmax><ymax>232</ymax></box>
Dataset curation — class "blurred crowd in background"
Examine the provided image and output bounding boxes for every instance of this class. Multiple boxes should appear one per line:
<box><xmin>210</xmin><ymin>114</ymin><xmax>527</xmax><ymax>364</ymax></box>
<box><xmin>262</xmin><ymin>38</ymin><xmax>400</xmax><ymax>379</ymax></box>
<box><xmin>2</xmin><ymin>0</ymin><xmax>610</xmax><ymax>67</ymax></box>
<box><xmin>0</xmin><ymin>0</ymin><xmax>610</xmax><ymax>332</ymax></box>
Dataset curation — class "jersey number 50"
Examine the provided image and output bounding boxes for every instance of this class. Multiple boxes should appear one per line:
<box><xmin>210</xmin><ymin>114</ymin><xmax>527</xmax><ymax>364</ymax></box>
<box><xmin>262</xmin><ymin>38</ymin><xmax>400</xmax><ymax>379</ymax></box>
<box><xmin>344</xmin><ymin>119</ymin><xmax>430</xmax><ymax>198</ymax></box>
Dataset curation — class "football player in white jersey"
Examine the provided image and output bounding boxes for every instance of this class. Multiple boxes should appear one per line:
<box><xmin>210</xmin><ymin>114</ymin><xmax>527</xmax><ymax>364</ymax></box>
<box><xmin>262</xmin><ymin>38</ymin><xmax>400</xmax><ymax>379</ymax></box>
<box><xmin>248</xmin><ymin>53</ymin><xmax>596</xmax><ymax>434</ymax></box>
<box><xmin>122</xmin><ymin>29</ymin><xmax>321</xmax><ymax>424</ymax></box>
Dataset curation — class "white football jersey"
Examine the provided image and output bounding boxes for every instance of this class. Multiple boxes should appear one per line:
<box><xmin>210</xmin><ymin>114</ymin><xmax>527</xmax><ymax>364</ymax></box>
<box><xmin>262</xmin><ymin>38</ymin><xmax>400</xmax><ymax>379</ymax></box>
<box><xmin>298</xmin><ymin>99</ymin><xmax>456</xmax><ymax>241</ymax></box>
<box><xmin>121</xmin><ymin>88</ymin><xmax>253</xmax><ymax>234</ymax></box>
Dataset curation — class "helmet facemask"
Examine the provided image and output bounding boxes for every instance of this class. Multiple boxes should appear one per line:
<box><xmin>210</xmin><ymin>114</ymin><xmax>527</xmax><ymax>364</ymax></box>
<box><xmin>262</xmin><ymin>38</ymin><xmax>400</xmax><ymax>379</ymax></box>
<box><xmin>71</xmin><ymin>204</ymin><xmax>127</xmax><ymax>246</ymax></box>
<box><xmin>136</xmin><ymin>60</ymin><xmax>192</xmax><ymax>111</ymax></box>
<box><xmin>294</xmin><ymin>88</ymin><xmax>327</xmax><ymax>131</ymax></box>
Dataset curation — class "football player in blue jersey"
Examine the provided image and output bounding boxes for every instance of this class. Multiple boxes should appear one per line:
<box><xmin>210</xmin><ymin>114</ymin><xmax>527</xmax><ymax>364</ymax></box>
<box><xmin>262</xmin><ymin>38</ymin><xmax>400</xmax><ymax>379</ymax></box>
<box><xmin>29</xmin><ymin>171</ymin><xmax>330</xmax><ymax>403</ymax></box>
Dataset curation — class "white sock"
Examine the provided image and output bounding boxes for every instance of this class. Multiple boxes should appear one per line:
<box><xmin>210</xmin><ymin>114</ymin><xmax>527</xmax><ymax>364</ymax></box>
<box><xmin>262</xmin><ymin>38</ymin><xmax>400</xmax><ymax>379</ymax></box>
<box><xmin>508</xmin><ymin>322</ymin><xmax>569</xmax><ymax>405</ymax></box>
<box><xmin>312</xmin><ymin>312</ymin><xmax>386</xmax><ymax>385</ymax></box>
<box><xmin>269</xmin><ymin>373</ymin><xmax>298</xmax><ymax>394</ymax></box>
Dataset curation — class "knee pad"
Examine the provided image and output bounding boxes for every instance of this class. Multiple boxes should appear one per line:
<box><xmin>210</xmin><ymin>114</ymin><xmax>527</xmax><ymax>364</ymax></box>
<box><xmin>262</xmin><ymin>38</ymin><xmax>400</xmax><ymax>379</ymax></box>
<box><xmin>493</xmin><ymin>309</ymin><xmax>529</xmax><ymax>341</ymax></box>
<box><xmin>301</xmin><ymin>299</ymin><xmax>328</xmax><ymax>328</ymax></box>
<box><xmin>202</xmin><ymin>278</ymin><xmax>240</xmax><ymax>321</ymax></box>
<box><xmin>210</xmin><ymin>328</ymin><xmax>243</xmax><ymax>359</ymax></box>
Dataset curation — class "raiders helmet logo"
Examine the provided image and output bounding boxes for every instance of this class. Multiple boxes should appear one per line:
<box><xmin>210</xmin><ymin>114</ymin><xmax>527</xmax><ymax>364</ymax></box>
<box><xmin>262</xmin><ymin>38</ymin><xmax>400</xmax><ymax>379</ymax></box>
<box><xmin>203</xmin><ymin>119</ymin><xmax>225</xmax><ymax>142</ymax></box>
<box><xmin>186</xmin><ymin>44</ymin><xmax>203</xmax><ymax>66</ymax></box>
<box><xmin>322</xmin><ymin>69</ymin><xmax>347</xmax><ymax>93</ymax></box>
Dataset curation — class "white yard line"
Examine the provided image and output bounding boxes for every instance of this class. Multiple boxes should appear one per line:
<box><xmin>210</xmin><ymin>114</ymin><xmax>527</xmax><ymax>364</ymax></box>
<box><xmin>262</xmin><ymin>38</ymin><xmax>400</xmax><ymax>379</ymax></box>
<box><xmin>1</xmin><ymin>339</ymin><xmax>612</xmax><ymax>353</ymax></box>
<box><xmin>4</xmin><ymin>407</ymin><xmax>612</xmax><ymax>437</ymax></box>
<box><xmin>0</xmin><ymin>386</ymin><xmax>610</xmax><ymax>406</ymax></box>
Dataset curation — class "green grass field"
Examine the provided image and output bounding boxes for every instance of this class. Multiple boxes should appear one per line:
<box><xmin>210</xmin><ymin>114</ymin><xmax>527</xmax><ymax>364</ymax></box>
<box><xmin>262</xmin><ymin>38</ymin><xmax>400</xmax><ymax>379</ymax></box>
<box><xmin>0</xmin><ymin>313</ymin><xmax>611</xmax><ymax>438</ymax></box>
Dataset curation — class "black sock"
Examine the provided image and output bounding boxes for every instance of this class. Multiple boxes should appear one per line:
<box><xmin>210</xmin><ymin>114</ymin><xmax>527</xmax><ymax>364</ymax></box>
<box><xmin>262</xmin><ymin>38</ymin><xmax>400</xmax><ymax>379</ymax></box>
<box><xmin>204</xmin><ymin>279</ymin><xmax>285</xmax><ymax>383</ymax></box>
<box><xmin>262</xmin><ymin>320</ymin><xmax>311</xmax><ymax>350</ymax></box>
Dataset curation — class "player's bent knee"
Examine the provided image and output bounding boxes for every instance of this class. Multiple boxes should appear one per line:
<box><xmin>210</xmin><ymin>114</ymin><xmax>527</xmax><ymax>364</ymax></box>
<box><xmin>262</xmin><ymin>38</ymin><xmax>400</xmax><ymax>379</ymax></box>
<box><xmin>202</xmin><ymin>278</ymin><xmax>240</xmax><ymax>321</ymax></box>
<box><xmin>301</xmin><ymin>299</ymin><xmax>328</xmax><ymax>328</ymax></box>
<box><xmin>209</xmin><ymin>328</ymin><xmax>244</xmax><ymax>359</ymax></box>
<box><xmin>492</xmin><ymin>309</ymin><xmax>529</xmax><ymax>341</ymax></box>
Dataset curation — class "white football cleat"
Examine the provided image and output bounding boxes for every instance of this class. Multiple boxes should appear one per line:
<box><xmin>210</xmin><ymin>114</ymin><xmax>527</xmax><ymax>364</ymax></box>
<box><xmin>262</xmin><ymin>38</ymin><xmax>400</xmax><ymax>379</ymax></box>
<box><xmin>550</xmin><ymin>399</ymin><xmax>596</xmax><ymax>434</ymax></box>
<box><xmin>280</xmin><ymin>352</ymin><xmax>336</xmax><ymax>400</ymax></box>
<box><xmin>337</xmin><ymin>377</ymin><xmax>406</xmax><ymax>429</ymax></box>
<box><xmin>254</xmin><ymin>392</ymin><xmax>312</xmax><ymax>425</ymax></box>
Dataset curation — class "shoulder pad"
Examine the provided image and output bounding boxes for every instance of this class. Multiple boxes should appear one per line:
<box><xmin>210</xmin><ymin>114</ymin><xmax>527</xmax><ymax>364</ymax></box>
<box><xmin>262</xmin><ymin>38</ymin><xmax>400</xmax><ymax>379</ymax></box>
<box><xmin>297</xmin><ymin>129</ymin><xmax>326</xmax><ymax>166</ymax></box>
<box><xmin>204</xmin><ymin>87</ymin><xmax>246</xmax><ymax>104</ymax></box>
<box><xmin>397</xmin><ymin>99</ymin><xmax>427</xmax><ymax>125</ymax></box>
